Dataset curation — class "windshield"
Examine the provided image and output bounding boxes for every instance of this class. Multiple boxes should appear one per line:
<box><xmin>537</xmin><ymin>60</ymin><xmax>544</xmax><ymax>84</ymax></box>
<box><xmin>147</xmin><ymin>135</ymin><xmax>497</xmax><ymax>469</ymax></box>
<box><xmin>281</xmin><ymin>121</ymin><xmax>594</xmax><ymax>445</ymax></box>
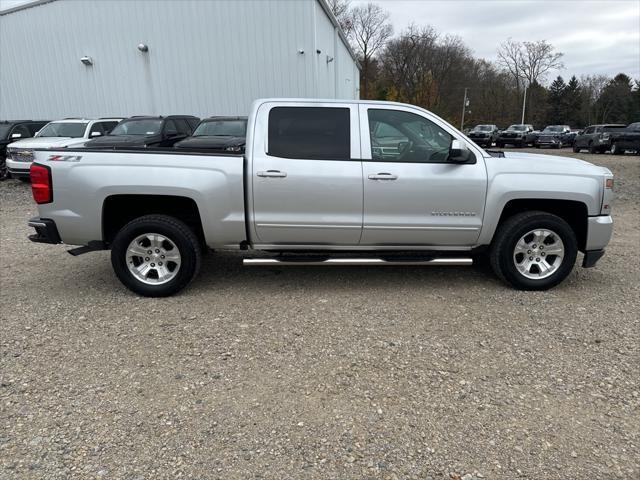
<box><xmin>473</xmin><ymin>125</ymin><xmax>493</xmax><ymax>132</ymax></box>
<box><xmin>543</xmin><ymin>126</ymin><xmax>564</xmax><ymax>133</ymax></box>
<box><xmin>110</xmin><ymin>119</ymin><xmax>162</xmax><ymax>136</ymax></box>
<box><xmin>37</xmin><ymin>122</ymin><xmax>88</xmax><ymax>138</ymax></box>
<box><xmin>507</xmin><ymin>125</ymin><xmax>526</xmax><ymax>131</ymax></box>
<box><xmin>194</xmin><ymin>119</ymin><xmax>247</xmax><ymax>137</ymax></box>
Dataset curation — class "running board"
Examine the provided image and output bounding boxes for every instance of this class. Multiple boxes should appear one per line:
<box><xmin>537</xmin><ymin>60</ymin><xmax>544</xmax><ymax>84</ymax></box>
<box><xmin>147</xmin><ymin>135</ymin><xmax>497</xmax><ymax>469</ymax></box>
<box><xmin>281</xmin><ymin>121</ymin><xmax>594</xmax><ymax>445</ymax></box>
<box><xmin>243</xmin><ymin>258</ymin><xmax>472</xmax><ymax>266</ymax></box>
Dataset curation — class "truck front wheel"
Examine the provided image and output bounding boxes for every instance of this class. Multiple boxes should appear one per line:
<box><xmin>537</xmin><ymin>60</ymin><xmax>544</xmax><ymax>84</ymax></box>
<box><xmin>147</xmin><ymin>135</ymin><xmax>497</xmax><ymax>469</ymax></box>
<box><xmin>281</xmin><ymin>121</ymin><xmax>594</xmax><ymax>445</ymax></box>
<box><xmin>110</xmin><ymin>215</ymin><xmax>202</xmax><ymax>297</ymax></box>
<box><xmin>490</xmin><ymin>211</ymin><xmax>577</xmax><ymax>290</ymax></box>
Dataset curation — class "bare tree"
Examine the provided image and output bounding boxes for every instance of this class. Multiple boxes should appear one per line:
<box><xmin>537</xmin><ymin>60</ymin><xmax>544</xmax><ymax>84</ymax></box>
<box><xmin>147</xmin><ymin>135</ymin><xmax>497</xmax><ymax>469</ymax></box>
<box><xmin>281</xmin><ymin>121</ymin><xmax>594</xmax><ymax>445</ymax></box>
<box><xmin>497</xmin><ymin>38</ymin><xmax>524</xmax><ymax>91</ymax></box>
<box><xmin>497</xmin><ymin>39</ymin><xmax>563</xmax><ymax>89</ymax></box>
<box><xmin>520</xmin><ymin>40</ymin><xmax>564</xmax><ymax>86</ymax></box>
<box><xmin>350</xmin><ymin>3</ymin><xmax>393</xmax><ymax>98</ymax></box>
<box><xmin>327</xmin><ymin>0</ymin><xmax>353</xmax><ymax>35</ymax></box>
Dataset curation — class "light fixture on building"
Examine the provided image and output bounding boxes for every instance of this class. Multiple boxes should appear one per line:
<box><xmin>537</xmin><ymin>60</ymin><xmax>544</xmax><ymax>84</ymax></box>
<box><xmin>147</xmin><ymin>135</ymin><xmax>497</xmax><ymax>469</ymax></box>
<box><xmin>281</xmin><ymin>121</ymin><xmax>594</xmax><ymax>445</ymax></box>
<box><xmin>326</xmin><ymin>55</ymin><xmax>334</xmax><ymax>64</ymax></box>
<box><xmin>137</xmin><ymin>43</ymin><xmax>149</xmax><ymax>52</ymax></box>
<box><xmin>80</xmin><ymin>56</ymin><xmax>93</xmax><ymax>66</ymax></box>
<box><xmin>297</xmin><ymin>49</ymin><xmax>304</xmax><ymax>54</ymax></box>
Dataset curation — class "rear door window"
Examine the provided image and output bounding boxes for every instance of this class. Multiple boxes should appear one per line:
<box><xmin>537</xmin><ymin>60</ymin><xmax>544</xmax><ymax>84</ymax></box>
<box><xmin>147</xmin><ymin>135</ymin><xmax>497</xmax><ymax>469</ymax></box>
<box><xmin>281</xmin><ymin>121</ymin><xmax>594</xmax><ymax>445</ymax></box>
<box><xmin>268</xmin><ymin>107</ymin><xmax>350</xmax><ymax>160</ymax></box>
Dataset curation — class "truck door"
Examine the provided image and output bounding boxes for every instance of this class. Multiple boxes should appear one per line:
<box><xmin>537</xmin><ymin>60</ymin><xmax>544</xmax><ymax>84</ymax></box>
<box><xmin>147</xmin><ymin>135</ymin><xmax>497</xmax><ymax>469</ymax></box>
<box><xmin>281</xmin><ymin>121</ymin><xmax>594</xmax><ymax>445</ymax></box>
<box><xmin>250</xmin><ymin>103</ymin><xmax>362</xmax><ymax>245</ymax></box>
<box><xmin>359</xmin><ymin>104</ymin><xmax>487</xmax><ymax>246</ymax></box>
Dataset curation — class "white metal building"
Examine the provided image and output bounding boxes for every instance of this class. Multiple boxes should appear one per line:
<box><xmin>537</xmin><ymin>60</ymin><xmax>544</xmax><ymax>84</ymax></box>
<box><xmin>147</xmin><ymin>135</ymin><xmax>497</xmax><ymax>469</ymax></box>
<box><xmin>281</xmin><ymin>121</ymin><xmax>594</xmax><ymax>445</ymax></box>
<box><xmin>0</xmin><ymin>0</ymin><xmax>360</xmax><ymax>119</ymax></box>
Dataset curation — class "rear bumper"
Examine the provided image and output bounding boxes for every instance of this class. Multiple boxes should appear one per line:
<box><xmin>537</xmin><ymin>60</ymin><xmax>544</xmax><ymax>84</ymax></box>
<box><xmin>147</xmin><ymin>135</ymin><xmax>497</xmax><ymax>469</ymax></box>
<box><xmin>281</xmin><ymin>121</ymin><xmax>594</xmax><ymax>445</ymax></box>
<box><xmin>28</xmin><ymin>217</ymin><xmax>61</xmax><ymax>244</ymax></box>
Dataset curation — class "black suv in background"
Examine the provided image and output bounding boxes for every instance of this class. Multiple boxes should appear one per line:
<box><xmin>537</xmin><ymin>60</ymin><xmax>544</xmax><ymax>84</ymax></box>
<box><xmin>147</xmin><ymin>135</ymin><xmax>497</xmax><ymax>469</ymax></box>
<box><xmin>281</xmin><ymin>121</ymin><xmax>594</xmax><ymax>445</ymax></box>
<box><xmin>496</xmin><ymin>124</ymin><xmax>536</xmax><ymax>148</ymax></box>
<box><xmin>84</xmin><ymin>115</ymin><xmax>199</xmax><ymax>149</ymax></box>
<box><xmin>467</xmin><ymin>124</ymin><xmax>499</xmax><ymax>147</ymax></box>
<box><xmin>535</xmin><ymin>125</ymin><xmax>572</xmax><ymax>149</ymax></box>
<box><xmin>174</xmin><ymin>116</ymin><xmax>248</xmax><ymax>153</ymax></box>
<box><xmin>608</xmin><ymin>122</ymin><xmax>640</xmax><ymax>155</ymax></box>
<box><xmin>0</xmin><ymin>120</ymin><xmax>49</xmax><ymax>179</ymax></box>
<box><xmin>573</xmin><ymin>124</ymin><xmax>627</xmax><ymax>153</ymax></box>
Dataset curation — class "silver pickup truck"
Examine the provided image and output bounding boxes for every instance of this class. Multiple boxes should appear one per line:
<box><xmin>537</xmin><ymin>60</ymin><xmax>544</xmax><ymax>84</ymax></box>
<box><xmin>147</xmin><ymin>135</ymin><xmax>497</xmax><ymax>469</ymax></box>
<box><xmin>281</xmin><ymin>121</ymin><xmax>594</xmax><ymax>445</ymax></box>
<box><xmin>27</xmin><ymin>99</ymin><xmax>614</xmax><ymax>297</ymax></box>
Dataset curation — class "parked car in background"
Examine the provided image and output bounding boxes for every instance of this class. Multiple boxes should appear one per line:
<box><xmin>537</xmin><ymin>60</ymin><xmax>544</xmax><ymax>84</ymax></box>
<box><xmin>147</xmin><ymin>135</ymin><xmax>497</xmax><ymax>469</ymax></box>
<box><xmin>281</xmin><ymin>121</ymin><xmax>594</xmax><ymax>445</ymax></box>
<box><xmin>607</xmin><ymin>122</ymin><xmax>640</xmax><ymax>155</ymax></box>
<box><xmin>496</xmin><ymin>124</ymin><xmax>536</xmax><ymax>148</ymax></box>
<box><xmin>174</xmin><ymin>116</ymin><xmax>247</xmax><ymax>153</ymax></box>
<box><xmin>29</xmin><ymin>98</ymin><xmax>613</xmax><ymax>297</ymax></box>
<box><xmin>573</xmin><ymin>124</ymin><xmax>627</xmax><ymax>153</ymax></box>
<box><xmin>467</xmin><ymin>124</ymin><xmax>500</xmax><ymax>147</ymax></box>
<box><xmin>5</xmin><ymin>118</ymin><xmax>121</xmax><ymax>179</ymax></box>
<box><xmin>535</xmin><ymin>125</ymin><xmax>572</xmax><ymax>149</ymax></box>
<box><xmin>0</xmin><ymin>120</ymin><xmax>49</xmax><ymax>179</ymax></box>
<box><xmin>84</xmin><ymin>116</ymin><xmax>199</xmax><ymax>149</ymax></box>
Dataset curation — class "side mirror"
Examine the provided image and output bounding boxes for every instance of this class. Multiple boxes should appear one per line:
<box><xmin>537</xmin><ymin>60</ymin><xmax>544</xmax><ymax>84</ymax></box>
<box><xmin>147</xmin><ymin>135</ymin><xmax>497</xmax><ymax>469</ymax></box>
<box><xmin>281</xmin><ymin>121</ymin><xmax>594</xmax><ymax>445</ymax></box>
<box><xmin>90</xmin><ymin>131</ymin><xmax>102</xmax><ymax>137</ymax></box>
<box><xmin>11</xmin><ymin>133</ymin><xmax>22</xmax><ymax>139</ymax></box>
<box><xmin>449</xmin><ymin>139</ymin><xmax>471</xmax><ymax>163</ymax></box>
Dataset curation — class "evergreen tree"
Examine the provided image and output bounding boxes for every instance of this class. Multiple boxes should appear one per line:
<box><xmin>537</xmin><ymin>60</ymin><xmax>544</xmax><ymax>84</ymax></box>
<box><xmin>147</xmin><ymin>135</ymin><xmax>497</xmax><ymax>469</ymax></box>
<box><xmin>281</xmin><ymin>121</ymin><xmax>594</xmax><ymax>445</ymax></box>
<box><xmin>547</xmin><ymin>76</ymin><xmax>566</xmax><ymax>124</ymax></box>
<box><xmin>597</xmin><ymin>73</ymin><xmax>633</xmax><ymax>123</ymax></box>
<box><xmin>563</xmin><ymin>76</ymin><xmax>582</xmax><ymax>127</ymax></box>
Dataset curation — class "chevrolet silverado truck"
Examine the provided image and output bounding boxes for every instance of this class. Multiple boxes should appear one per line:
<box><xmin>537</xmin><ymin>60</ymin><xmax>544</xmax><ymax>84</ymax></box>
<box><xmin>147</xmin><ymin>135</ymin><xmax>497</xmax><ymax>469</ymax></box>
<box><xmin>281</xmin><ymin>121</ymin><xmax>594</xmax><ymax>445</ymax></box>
<box><xmin>535</xmin><ymin>125</ymin><xmax>572</xmax><ymax>149</ymax></box>
<box><xmin>573</xmin><ymin>124</ymin><xmax>627</xmax><ymax>154</ymax></box>
<box><xmin>27</xmin><ymin>99</ymin><xmax>614</xmax><ymax>297</ymax></box>
<box><xmin>467</xmin><ymin>124</ymin><xmax>499</xmax><ymax>148</ymax></box>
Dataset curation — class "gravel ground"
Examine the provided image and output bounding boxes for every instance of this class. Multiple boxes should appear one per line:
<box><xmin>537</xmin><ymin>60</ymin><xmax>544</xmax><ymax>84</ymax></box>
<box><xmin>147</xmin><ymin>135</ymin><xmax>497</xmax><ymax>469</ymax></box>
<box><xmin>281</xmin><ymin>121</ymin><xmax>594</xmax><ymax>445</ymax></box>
<box><xmin>1</xmin><ymin>149</ymin><xmax>638</xmax><ymax>479</ymax></box>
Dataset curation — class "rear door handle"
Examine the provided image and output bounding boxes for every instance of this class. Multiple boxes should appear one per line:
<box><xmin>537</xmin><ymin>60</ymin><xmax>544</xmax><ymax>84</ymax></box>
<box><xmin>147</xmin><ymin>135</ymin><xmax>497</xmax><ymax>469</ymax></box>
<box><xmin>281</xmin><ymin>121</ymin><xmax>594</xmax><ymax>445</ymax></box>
<box><xmin>257</xmin><ymin>170</ymin><xmax>287</xmax><ymax>178</ymax></box>
<box><xmin>368</xmin><ymin>172</ymin><xmax>398</xmax><ymax>180</ymax></box>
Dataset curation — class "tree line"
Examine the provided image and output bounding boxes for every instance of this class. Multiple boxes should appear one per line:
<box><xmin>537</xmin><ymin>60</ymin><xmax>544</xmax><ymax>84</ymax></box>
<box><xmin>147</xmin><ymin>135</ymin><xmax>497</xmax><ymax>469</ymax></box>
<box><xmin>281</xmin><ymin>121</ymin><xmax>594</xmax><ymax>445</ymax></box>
<box><xmin>329</xmin><ymin>1</ymin><xmax>639</xmax><ymax>129</ymax></box>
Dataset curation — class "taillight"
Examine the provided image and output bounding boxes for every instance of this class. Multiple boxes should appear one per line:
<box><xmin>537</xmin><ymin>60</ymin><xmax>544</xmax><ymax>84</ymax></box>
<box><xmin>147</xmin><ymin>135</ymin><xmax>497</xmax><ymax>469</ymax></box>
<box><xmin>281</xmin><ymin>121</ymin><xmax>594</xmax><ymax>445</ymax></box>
<box><xmin>30</xmin><ymin>163</ymin><xmax>52</xmax><ymax>204</ymax></box>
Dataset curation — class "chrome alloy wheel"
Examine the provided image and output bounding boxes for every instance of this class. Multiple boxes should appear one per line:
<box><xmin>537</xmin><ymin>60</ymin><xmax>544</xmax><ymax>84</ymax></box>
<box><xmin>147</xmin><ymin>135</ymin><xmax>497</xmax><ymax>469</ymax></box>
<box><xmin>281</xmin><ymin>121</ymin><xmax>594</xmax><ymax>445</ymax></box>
<box><xmin>512</xmin><ymin>229</ymin><xmax>565</xmax><ymax>280</ymax></box>
<box><xmin>126</xmin><ymin>233</ymin><xmax>181</xmax><ymax>285</ymax></box>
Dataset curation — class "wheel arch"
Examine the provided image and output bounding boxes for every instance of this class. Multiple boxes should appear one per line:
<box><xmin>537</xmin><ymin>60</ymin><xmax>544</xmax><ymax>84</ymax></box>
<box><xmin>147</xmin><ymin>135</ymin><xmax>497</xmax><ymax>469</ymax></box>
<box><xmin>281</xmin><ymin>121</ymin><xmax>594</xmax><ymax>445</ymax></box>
<box><xmin>102</xmin><ymin>194</ymin><xmax>206</xmax><ymax>247</ymax></box>
<box><xmin>492</xmin><ymin>199</ymin><xmax>589</xmax><ymax>251</ymax></box>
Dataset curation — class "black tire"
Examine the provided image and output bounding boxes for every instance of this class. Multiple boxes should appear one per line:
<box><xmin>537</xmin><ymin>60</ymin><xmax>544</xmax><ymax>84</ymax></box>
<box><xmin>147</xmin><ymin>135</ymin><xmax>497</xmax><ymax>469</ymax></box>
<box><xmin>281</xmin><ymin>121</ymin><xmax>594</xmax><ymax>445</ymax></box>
<box><xmin>18</xmin><ymin>176</ymin><xmax>30</xmax><ymax>183</ymax></box>
<box><xmin>611</xmin><ymin>143</ymin><xmax>624</xmax><ymax>155</ymax></box>
<box><xmin>573</xmin><ymin>144</ymin><xmax>580</xmax><ymax>153</ymax></box>
<box><xmin>110</xmin><ymin>215</ymin><xmax>202</xmax><ymax>297</ymax></box>
<box><xmin>489</xmin><ymin>211</ymin><xmax>578</xmax><ymax>291</ymax></box>
<box><xmin>496</xmin><ymin>142</ymin><xmax>503</xmax><ymax>148</ymax></box>
<box><xmin>588</xmin><ymin>142</ymin><xmax>598</xmax><ymax>154</ymax></box>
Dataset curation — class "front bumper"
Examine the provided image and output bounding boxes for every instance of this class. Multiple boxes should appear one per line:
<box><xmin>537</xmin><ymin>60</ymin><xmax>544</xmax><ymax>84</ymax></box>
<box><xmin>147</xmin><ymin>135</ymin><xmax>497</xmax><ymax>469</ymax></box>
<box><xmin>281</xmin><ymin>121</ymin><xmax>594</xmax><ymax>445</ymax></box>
<box><xmin>6</xmin><ymin>158</ymin><xmax>31</xmax><ymax>178</ymax></box>
<box><xmin>28</xmin><ymin>217</ymin><xmax>61</xmax><ymax>244</ymax></box>
<box><xmin>581</xmin><ymin>215</ymin><xmax>613</xmax><ymax>268</ymax></box>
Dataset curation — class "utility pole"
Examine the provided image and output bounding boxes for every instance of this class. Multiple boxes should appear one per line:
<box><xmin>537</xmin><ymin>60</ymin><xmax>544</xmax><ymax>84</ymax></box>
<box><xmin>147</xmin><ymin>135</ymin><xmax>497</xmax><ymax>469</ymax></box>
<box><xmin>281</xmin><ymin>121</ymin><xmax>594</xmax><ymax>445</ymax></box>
<box><xmin>521</xmin><ymin>85</ymin><xmax>527</xmax><ymax>124</ymax></box>
<box><xmin>460</xmin><ymin>88</ymin><xmax>469</xmax><ymax>130</ymax></box>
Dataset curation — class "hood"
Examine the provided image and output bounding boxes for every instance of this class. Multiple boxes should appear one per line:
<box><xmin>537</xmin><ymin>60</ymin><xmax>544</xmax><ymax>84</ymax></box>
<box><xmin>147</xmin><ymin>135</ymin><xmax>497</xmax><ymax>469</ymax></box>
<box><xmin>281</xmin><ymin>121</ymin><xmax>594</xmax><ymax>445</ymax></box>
<box><xmin>494</xmin><ymin>151</ymin><xmax>609</xmax><ymax>175</ymax></box>
<box><xmin>174</xmin><ymin>135</ymin><xmax>245</xmax><ymax>150</ymax></box>
<box><xmin>84</xmin><ymin>134</ymin><xmax>155</xmax><ymax>148</ymax></box>
<box><xmin>7</xmin><ymin>136</ymin><xmax>86</xmax><ymax>149</ymax></box>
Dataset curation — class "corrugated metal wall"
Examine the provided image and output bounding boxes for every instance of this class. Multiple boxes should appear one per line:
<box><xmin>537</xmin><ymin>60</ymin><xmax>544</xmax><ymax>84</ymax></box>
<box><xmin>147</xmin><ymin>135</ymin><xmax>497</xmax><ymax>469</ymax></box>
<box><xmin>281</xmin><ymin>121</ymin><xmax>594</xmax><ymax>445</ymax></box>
<box><xmin>0</xmin><ymin>0</ymin><xmax>359</xmax><ymax>119</ymax></box>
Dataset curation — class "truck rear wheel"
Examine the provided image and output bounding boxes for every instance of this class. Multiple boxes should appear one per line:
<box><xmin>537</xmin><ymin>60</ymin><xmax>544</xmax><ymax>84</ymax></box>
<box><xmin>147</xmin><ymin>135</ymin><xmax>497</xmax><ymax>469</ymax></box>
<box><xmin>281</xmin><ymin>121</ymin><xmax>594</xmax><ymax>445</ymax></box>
<box><xmin>490</xmin><ymin>211</ymin><xmax>577</xmax><ymax>290</ymax></box>
<box><xmin>611</xmin><ymin>142</ymin><xmax>624</xmax><ymax>155</ymax></box>
<box><xmin>110</xmin><ymin>215</ymin><xmax>202</xmax><ymax>297</ymax></box>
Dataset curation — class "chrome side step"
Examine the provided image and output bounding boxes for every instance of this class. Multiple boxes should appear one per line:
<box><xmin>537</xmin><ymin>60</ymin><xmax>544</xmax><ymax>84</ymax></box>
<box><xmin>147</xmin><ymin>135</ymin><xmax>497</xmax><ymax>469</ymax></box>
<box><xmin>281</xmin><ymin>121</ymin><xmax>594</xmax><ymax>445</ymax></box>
<box><xmin>243</xmin><ymin>258</ymin><xmax>472</xmax><ymax>266</ymax></box>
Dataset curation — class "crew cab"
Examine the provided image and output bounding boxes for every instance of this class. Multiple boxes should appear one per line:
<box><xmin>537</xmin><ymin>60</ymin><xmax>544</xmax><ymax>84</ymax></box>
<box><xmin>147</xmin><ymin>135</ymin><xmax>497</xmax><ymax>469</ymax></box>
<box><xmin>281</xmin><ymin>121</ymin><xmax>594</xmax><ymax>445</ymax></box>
<box><xmin>27</xmin><ymin>99</ymin><xmax>614</xmax><ymax>297</ymax></box>
<box><xmin>84</xmin><ymin>115</ymin><xmax>199</xmax><ymax>149</ymax></box>
<box><xmin>467</xmin><ymin>124</ymin><xmax>499</xmax><ymax>147</ymax></box>
<box><xmin>0</xmin><ymin>120</ymin><xmax>49</xmax><ymax>179</ymax></box>
<box><xmin>608</xmin><ymin>122</ymin><xmax>640</xmax><ymax>155</ymax></box>
<box><xmin>535</xmin><ymin>125</ymin><xmax>572</xmax><ymax>149</ymax></box>
<box><xmin>573</xmin><ymin>124</ymin><xmax>627</xmax><ymax>154</ymax></box>
<box><xmin>174</xmin><ymin>116</ymin><xmax>247</xmax><ymax>153</ymax></box>
<box><xmin>5</xmin><ymin>118</ymin><xmax>121</xmax><ymax>179</ymax></box>
<box><xmin>496</xmin><ymin>124</ymin><xmax>536</xmax><ymax>148</ymax></box>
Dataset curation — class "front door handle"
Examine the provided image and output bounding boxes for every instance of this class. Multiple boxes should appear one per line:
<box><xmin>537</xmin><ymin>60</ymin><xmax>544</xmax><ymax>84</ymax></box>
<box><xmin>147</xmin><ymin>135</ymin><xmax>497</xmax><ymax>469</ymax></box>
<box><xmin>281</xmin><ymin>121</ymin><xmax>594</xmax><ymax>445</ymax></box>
<box><xmin>368</xmin><ymin>172</ymin><xmax>398</xmax><ymax>180</ymax></box>
<box><xmin>257</xmin><ymin>170</ymin><xmax>287</xmax><ymax>178</ymax></box>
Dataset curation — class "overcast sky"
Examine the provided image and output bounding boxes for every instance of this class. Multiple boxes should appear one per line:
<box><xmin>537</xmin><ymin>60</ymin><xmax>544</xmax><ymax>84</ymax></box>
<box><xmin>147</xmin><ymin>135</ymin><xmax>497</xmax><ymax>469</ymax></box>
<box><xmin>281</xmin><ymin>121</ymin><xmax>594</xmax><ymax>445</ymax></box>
<box><xmin>2</xmin><ymin>0</ymin><xmax>638</xmax><ymax>81</ymax></box>
<box><xmin>354</xmin><ymin>0</ymin><xmax>639</xmax><ymax>81</ymax></box>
